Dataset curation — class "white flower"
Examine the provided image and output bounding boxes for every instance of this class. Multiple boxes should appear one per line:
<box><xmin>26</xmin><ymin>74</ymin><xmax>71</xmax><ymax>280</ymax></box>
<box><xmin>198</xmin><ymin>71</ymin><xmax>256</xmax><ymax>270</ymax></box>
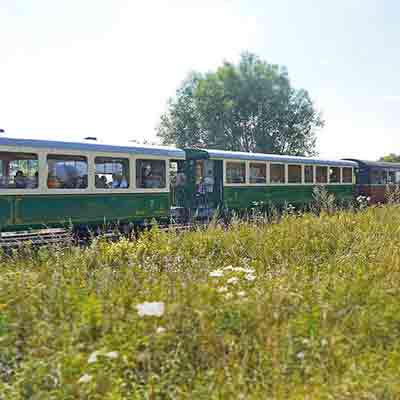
<box><xmin>156</xmin><ymin>326</ymin><xmax>166</xmax><ymax>334</ymax></box>
<box><xmin>136</xmin><ymin>302</ymin><xmax>165</xmax><ymax>317</ymax></box>
<box><xmin>209</xmin><ymin>269</ymin><xmax>224</xmax><ymax>278</ymax></box>
<box><xmin>245</xmin><ymin>274</ymin><xmax>256</xmax><ymax>281</ymax></box>
<box><xmin>224</xmin><ymin>265</ymin><xmax>234</xmax><ymax>271</ymax></box>
<box><xmin>78</xmin><ymin>374</ymin><xmax>92</xmax><ymax>384</ymax></box>
<box><xmin>297</xmin><ymin>351</ymin><xmax>305</xmax><ymax>360</ymax></box>
<box><xmin>217</xmin><ymin>286</ymin><xmax>228</xmax><ymax>293</ymax></box>
<box><xmin>237</xmin><ymin>291</ymin><xmax>246</xmax><ymax>297</ymax></box>
<box><xmin>105</xmin><ymin>351</ymin><xmax>119</xmax><ymax>359</ymax></box>
<box><xmin>225</xmin><ymin>293</ymin><xmax>234</xmax><ymax>300</ymax></box>
<box><xmin>227</xmin><ymin>277</ymin><xmax>239</xmax><ymax>285</ymax></box>
<box><xmin>88</xmin><ymin>351</ymin><xmax>101</xmax><ymax>364</ymax></box>
<box><xmin>321</xmin><ymin>338</ymin><xmax>328</xmax><ymax>346</ymax></box>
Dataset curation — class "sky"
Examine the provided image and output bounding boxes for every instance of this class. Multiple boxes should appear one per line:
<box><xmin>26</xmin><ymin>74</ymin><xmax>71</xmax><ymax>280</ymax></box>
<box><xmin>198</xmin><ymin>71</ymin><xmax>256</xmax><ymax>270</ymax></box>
<box><xmin>1</xmin><ymin>0</ymin><xmax>399</xmax><ymax>160</ymax></box>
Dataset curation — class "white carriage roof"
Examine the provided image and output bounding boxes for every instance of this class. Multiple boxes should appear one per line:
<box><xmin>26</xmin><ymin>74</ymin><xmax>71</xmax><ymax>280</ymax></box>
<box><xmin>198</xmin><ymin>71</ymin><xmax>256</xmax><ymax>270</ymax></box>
<box><xmin>204</xmin><ymin>149</ymin><xmax>358</xmax><ymax>168</ymax></box>
<box><xmin>0</xmin><ymin>136</ymin><xmax>185</xmax><ymax>159</ymax></box>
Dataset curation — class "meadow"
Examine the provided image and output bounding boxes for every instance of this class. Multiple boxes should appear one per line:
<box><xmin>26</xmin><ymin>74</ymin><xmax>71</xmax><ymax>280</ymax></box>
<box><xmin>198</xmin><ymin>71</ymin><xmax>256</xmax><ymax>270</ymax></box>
<box><xmin>1</xmin><ymin>205</ymin><xmax>400</xmax><ymax>399</ymax></box>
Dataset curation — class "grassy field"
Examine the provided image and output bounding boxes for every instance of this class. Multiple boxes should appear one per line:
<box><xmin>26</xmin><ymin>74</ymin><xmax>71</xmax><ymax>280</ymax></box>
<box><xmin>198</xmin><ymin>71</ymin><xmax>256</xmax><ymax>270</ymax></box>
<box><xmin>1</xmin><ymin>206</ymin><xmax>400</xmax><ymax>399</ymax></box>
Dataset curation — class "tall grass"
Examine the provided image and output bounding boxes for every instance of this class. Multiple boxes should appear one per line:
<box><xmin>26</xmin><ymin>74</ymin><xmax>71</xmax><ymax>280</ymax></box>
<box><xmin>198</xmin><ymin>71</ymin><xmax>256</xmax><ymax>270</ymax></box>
<box><xmin>1</xmin><ymin>206</ymin><xmax>400</xmax><ymax>399</ymax></box>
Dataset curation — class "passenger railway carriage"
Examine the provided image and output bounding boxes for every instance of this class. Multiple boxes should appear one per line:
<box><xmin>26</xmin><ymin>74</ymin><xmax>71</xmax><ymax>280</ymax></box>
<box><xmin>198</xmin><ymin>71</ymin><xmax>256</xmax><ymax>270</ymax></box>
<box><xmin>0</xmin><ymin>136</ymin><xmax>185</xmax><ymax>232</ymax></box>
<box><xmin>0</xmin><ymin>135</ymin><xmax>358</xmax><ymax>234</ymax></box>
<box><xmin>182</xmin><ymin>149</ymin><xmax>356</xmax><ymax>213</ymax></box>
<box><xmin>345</xmin><ymin>159</ymin><xmax>400</xmax><ymax>203</ymax></box>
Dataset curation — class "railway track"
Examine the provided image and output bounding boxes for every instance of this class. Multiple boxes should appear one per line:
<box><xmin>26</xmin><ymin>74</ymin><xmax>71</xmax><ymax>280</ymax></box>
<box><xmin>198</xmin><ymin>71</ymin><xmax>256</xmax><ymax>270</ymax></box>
<box><xmin>0</xmin><ymin>223</ymin><xmax>198</xmax><ymax>250</ymax></box>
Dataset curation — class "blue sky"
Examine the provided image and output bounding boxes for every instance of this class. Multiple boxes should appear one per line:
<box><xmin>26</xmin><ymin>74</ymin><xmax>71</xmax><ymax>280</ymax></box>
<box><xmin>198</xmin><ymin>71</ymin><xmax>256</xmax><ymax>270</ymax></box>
<box><xmin>1</xmin><ymin>0</ymin><xmax>399</xmax><ymax>159</ymax></box>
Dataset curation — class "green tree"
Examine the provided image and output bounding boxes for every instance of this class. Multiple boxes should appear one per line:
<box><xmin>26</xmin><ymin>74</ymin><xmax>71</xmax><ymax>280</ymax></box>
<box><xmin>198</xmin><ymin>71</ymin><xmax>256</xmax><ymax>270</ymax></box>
<box><xmin>157</xmin><ymin>52</ymin><xmax>324</xmax><ymax>156</ymax></box>
<box><xmin>379</xmin><ymin>153</ymin><xmax>400</xmax><ymax>163</ymax></box>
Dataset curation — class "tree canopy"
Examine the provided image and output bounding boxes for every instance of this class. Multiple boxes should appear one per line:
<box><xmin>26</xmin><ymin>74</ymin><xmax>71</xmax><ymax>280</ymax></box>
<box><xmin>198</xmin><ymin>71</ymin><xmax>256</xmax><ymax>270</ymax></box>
<box><xmin>157</xmin><ymin>52</ymin><xmax>324</xmax><ymax>156</ymax></box>
<box><xmin>379</xmin><ymin>153</ymin><xmax>400</xmax><ymax>163</ymax></box>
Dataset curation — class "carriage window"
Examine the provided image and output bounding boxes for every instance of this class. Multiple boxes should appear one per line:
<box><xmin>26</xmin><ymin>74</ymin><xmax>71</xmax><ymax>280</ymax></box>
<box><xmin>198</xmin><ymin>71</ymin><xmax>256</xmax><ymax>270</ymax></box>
<box><xmin>270</xmin><ymin>164</ymin><xmax>285</xmax><ymax>183</ymax></box>
<box><xmin>0</xmin><ymin>152</ymin><xmax>38</xmax><ymax>189</ymax></box>
<box><xmin>249</xmin><ymin>162</ymin><xmax>266</xmax><ymax>184</ymax></box>
<box><xmin>388</xmin><ymin>171</ymin><xmax>396</xmax><ymax>184</ymax></box>
<box><xmin>316</xmin><ymin>166</ymin><xmax>328</xmax><ymax>184</ymax></box>
<box><xmin>288</xmin><ymin>165</ymin><xmax>302</xmax><ymax>183</ymax></box>
<box><xmin>342</xmin><ymin>168</ymin><xmax>353</xmax><ymax>183</ymax></box>
<box><xmin>47</xmin><ymin>155</ymin><xmax>88</xmax><ymax>189</ymax></box>
<box><xmin>226</xmin><ymin>162</ymin><xmax>246</xmax><ymax>184</ymax></box>
<box><xmin>370</xmin><ymin>168</ymin><xmax>387</xmax><ymax>184</ymax></box>
<box><xmin>304</xmin><ymin>165</ymin><xmax>314</xmax><ymax>183</ymax></box>
<box><xmin>329</xmin><ymin>167</ymin><xmax>340</xmax><ymax>183</ymax></box>
<box><xmin>95</xmin><ymin>157</ymin><xmax>129</xmax><ymax>189</ymax></box>
<box><xmin>136</xmin><ymin>159</ymin><xmax>166</xmax><ymax>188</ymax></box>
<box><xmin>396</xmin><ymin>172</ymin><xmax>400</xmax><ymax>184</ymax></box>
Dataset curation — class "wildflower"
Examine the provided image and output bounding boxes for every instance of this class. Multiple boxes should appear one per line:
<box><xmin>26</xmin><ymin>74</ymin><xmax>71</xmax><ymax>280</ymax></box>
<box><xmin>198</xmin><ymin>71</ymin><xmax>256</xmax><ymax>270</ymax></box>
<box><xmin>237</xmin><ymin>291</ymin><xmax>246</xmax><ymax>297</ymax></box>
<box><xmin>217</xmin><ymin>286</ymin><xmax>228</xmax><ymax>293</ymax></box>
<box><xmin>225</xmin><ymin>293</ymin><xmax>234</xmax><ymax>300</ymax></box>
<box><xmin>136</xmin><ymin>302</ymin><xmax>165</xmax><ymax>317</ymax></box>
<box><xmin>230</xmin><ymin>267</ymin><xmax>254</xmax><ymax>273</ymax></box>
<box><xmin>105</xmin><ymin>351</ymin><xmax>119</xmax><ymax>359</ymax></box>
<box><xmin>224</xmin><ymin>265</ymin><xmax>234</xmax><ymax>271</ymax></box>
<box><xmin>244</xmin><ymin>273</ymin><xmax>256</xmax><ymax>281</ymax></box>
<box><xmin>78</xmin><ymin>374</ymin><xmax>92</xmax><ymax>384</ymax></box>
<box><xmin>227</xmin><ymin>277</ymin><xmax>239</xmax><ymax>285</ymax></box>
<box><xmin>209</xmin><ymin>269</ymin><xmax>224</xmax><ymax>278</ymax></box>
<box><xmin>321</xmin><ymin>338</ymin><xmax>328</xmax><ymax>346</ymax></box>
<box><xmin>88</xmin><ymin>351</ymin><xmax>101</xmax><ymax>364</ymax></box>
<box><xmin>297</xmin><ymin>352</ymin><xmax>305</xmax><ymax>360</ymax></box>
<box><xmin>156</xmin><ymin>326</ymin><xmax>166</xmax><ymax>334</ymax></box>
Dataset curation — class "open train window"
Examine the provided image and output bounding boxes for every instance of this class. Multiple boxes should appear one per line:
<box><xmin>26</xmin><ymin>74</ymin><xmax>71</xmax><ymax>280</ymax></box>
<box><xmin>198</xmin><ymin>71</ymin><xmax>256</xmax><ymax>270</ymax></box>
<box><xmin>95</xmin><ymin>157</ymin><xmax>129</xmax><ymax>189</ymax></box>
<box><xmin>316</xmin><ymin>166</ymin><xmax>328</xmax><ymax>184</ymax></box>
<box><xmin>329</xmin><ymin>167</ymin><xmax>340</xmax><ymax>183</ymax></box>
<box><xmin>270</xmin><ymin>164</ymin><xmax>285</xmax><ymax>184</ymax></box>
<box><xmin>288</xmin><ymin>165</ymin><xmax>302</xmax><ymax>183</ymax></box>
<box><xmin>342</xmin><ymin>168</ymin><xmax>353</xmax><ymax>183</ymax></box>
<box><xmin>47</xmin><ymin>155</ymin><xmax>88</xmax><ymax>189</ymax></box>
<box><xmin>136</xmin><ymin>159</ymin><xmax>166</xmax><ymax>189</ymax></box>
<box><xmin>0</xmin><ymin>152</ymin><xmax>39</xmax><ymax>189</ymax></box>
<box><xmin>249</xmin><ymin>162</ymin><xmax>266</xmax><ymax>184</ymax></box>
<box><xmin>304</xmin><ymin>165</ymin><xmax>314</xmax><ymax>183</ymax></box>
<box><xmin>226</xmin><ymin>162</ymin><xmax>246</xmax><ymax>184</ymax></box>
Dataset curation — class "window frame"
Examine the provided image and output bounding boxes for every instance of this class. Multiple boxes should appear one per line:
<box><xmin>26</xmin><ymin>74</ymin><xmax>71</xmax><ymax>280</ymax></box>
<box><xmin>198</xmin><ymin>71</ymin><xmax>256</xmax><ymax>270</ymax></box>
<box><xmin>315</xmin><ymin>165</ymin><xmax>329</xmax><ymax>184</ymax></box>
<box><xmin>224</xmin><ymin>160</ymin><xmax>247</xmax><ymax>185</ymax></box>
<box><xmin>329</xmin><ymin>166</ymin><xmax>341</xmax><ymax>184</ymax></box>
<box><xmin>287</xmin><ymin>164</ymin><xmax>302</xmax><ymax>185</ymax></box>
<box><xmin>269</xmin><ymin>163</ymin><xmax>286</xmax><ymax>185</ymax></box>
<box><xmin>135</xmin><ymin>157</ymin><xmax>168</xmax><ymax>190</ymax></box>
<box><xmin>94</xmin><ymin>156</ymin><xmax>131</xmax><ymax>190</ymax></box>
<box><xmin>46</xmin><ymin>153</ymin><xmax>89</xmax><ymax>191</ymax></box>
<box><xmin>0</xmin><ymin>147</ymin><xmax>42</xmax><ymax>195</ymax></box>
<box><xmin>248</xmin><ymin>161</ymin><xmax>268</xmax><ymax>185</ymax></box>
<box><xmin>342</xmin><ymin>167</ymin><xmax>354</xmax><ymax>184</ymax></box>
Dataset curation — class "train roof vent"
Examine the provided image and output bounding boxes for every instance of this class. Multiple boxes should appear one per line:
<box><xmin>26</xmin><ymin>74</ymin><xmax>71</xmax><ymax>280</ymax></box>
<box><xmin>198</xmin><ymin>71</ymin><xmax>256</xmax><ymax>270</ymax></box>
<box><xmin>84</xmin><ymin>136</ymin><xmax>97</xmax><ymax>141</ymax></box>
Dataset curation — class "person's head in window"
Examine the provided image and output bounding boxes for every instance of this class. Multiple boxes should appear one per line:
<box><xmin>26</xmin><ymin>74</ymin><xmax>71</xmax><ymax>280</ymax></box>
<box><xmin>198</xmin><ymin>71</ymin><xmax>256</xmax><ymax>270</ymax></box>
<box><xmin>144</xmin><ymin>164</ymin><xmax>152</xmax><ymax>177</ymax></box>
<box><xmin>120</xmin><ymin>175</ymin><xmax>128</xmax><ymax>188</ymax></box>
<box><xmin>112</xmin><ymin>173</ymin><xmax>122</xmax><ymax>188</ymax></box>
<box><xmin>15</xmin><ymin>170</ymin><xmax>26</xmax><ymax>188</ymax></box>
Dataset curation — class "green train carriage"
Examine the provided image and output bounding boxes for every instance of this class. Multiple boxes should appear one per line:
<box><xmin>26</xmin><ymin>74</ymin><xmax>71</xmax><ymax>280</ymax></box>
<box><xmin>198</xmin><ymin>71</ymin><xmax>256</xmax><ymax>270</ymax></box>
<box><xmin>180</xmin><ymin>148</ymin><xmax>356</xmax><ymax>215</ymax></box>
<box><xmin>0</xmin><ymin>136</ymin><xmax>185</xmax><ymax>233</ymax></box>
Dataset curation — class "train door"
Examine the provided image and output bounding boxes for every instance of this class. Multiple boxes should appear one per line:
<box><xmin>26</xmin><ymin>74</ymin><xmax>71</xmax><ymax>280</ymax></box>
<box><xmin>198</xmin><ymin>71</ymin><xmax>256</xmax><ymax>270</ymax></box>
<box><xmin>192</xmin><ymin>159</ymin><xmax>223</xmax><ymax>218</ymax></box>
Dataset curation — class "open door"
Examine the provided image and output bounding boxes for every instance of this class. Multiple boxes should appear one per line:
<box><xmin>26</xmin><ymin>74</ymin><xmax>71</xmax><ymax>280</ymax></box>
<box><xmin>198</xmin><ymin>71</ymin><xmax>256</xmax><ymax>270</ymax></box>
<box><xmin>184</xmin><ymin>149</ymin><xmax>223</xmax><ymax>219</ymax></box>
